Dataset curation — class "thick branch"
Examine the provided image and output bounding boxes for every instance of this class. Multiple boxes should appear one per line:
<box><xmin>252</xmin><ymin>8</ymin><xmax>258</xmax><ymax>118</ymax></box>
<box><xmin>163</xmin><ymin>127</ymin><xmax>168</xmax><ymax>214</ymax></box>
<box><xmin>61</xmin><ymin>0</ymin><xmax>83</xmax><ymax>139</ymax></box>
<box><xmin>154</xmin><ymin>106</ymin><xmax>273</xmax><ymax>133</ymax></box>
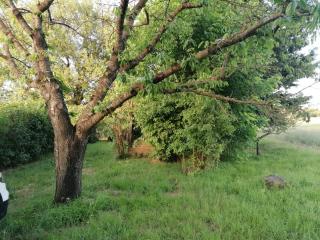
<box><xmin>79</xmin><ymin>83</ymin><xmax>144</xmax><ymax>130</ymax></box>
<box><xmin>0</xmin><ymin>18</ymin><xmax>29</xmax><ymax>55</ymax></box>
<box><xmin>76</xmin><ymin>0</ymin><xmax>130</xmax><ymax>126</ymax></box>
<box><xmin>121</xmin><ymin>2</ymin><xmax>203</xmax><ymax>72</ymax></box>
<box><xmin>0</xmin><ymin>43</ymin><xmax>21</xmax><ymax>77</ymax></box>
<box><xmin>37</xmin><ymin>0</ymin><xmax>54</xmax><ymax>13</ymax></box>
<box><xmin>163</xmin><ymin>88</ymin><xmax>267</xmax><ymax>105</ymax></box>
<box><xmin>122</xmin><ymin>0</ymin><xmax>148</xmax><ymax>50</ymax></box>
<box><xmin>114</xmin><ymin>0</ymin><xmax>130</xmax><ymax>54</ymax></box>
<box><xmin>153</xmin><ymin>11</ymin><xmax>285</xmax><ymax>84</ymax></box>
<box><xmin>8</xmin><ymin>0</ymin><xmax>33</xmax><ymax>36</ymax></box>
<box><xmin>126</xmin><ymin>0</ymin><xmax>148</xmax><ymax>29</ymax></box>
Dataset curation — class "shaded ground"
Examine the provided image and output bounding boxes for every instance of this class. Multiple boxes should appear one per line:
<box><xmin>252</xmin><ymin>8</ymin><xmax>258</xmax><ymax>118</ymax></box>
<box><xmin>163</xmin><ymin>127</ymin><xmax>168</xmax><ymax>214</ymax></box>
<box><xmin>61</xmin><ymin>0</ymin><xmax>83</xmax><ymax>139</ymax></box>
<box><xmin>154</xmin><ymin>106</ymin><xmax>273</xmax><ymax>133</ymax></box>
<box><xmin>1</xmin><ymin>125</ymin><xmax>320</xmax><ymax>239</ymax></box>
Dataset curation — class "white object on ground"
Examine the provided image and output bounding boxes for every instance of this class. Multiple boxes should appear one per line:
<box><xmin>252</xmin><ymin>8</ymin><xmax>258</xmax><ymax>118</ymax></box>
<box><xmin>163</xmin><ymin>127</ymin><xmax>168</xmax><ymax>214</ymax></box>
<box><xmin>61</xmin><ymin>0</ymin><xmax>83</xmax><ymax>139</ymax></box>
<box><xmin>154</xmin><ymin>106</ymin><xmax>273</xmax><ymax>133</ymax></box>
<box><xmin>0</xmin><ymin>182</ymin><xmax>9</xmax><ymax>201</ymax></box>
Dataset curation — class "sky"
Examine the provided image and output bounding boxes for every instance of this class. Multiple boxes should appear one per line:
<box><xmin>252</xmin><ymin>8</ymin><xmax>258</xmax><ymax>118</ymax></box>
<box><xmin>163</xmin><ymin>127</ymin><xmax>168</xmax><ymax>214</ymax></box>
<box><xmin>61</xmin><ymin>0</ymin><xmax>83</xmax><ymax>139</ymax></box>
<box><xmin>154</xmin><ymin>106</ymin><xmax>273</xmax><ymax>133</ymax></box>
<box><xmin>288</xmin><ymin>38</ymin><xmax>320</xmax><ymax>109</ymax></box>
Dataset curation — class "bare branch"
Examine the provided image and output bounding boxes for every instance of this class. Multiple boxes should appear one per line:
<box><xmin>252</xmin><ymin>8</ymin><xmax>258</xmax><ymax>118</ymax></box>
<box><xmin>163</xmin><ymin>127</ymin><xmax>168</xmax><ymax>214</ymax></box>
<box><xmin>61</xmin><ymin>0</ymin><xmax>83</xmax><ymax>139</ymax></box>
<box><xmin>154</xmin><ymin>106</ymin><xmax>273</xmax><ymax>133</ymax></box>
<box><xmin>47</xmin><ymin>9</ymin><xmax>84</xmax><ymax>38</ymax></box>
<box><xmin>79</xmin><ymin>83</ymin><xmax>144</xmax><ymax>129</ymax></box>
<box><xmin>292</xmin><ymin>80</ymin><xmax>320</xmax><ymax>95</ymax></box>
<box><xmin>86</xmin><ymin>79</ymin><xmax>267</xmax><ymax>129</ymax></box>
<box><xmin>257</xmin><ymin>131</ymin><xmax>272</xmax><ymax>141</ymax></box>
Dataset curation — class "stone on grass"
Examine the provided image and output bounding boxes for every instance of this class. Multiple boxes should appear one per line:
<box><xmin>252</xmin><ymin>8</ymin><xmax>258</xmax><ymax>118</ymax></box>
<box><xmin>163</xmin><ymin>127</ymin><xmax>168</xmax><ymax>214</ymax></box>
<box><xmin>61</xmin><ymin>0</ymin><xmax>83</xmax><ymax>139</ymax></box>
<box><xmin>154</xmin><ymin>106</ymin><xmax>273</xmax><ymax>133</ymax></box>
<box><xmin>264</xmin><ymin>175</ymin><xmax>286</xmax><ymax>189</ymax></box>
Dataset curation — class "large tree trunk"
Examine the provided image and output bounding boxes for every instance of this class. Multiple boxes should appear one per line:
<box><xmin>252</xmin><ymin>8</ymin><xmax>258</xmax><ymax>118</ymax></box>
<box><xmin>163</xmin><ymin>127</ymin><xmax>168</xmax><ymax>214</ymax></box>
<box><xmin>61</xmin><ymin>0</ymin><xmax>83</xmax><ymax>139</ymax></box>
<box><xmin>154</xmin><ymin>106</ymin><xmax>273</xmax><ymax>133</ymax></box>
<box><xmin>54</xmin><ymin>131</ymin><xmax>88</xmax><ymax>203</ymax></box>
<box><xmin>40</xmin><ymin>80</ymin><xmax>90</xmax><ymax>203</ymax></box>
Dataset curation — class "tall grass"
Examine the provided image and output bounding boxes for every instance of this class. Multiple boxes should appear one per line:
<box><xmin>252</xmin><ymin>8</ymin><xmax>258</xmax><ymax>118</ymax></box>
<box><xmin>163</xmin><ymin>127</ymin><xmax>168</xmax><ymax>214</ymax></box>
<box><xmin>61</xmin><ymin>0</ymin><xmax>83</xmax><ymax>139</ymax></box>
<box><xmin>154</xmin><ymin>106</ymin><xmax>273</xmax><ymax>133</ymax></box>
<box><xmin>1</xmin><ymin>130</ymin><xmax>320</xmax><ymax>239</ymax></box>
<box><xmin>275</xmin><ymin>122</ymin><xmax>320</xmax><ymax>147</ymax></box>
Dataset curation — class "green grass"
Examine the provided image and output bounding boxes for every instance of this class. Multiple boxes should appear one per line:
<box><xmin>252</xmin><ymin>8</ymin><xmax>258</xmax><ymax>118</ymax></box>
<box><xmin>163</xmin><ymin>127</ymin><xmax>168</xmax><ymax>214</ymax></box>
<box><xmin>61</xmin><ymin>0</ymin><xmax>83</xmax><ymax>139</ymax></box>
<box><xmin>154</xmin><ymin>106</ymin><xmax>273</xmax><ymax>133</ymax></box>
<box><xmin>274</xmin><ymin>123</ymin><xmax>320</xmax><ymax>147</ymax></box>
<box><xmin>1</xmin><ymin>126</ymin><xmax>320</xmax><ymax>239</ymax></box>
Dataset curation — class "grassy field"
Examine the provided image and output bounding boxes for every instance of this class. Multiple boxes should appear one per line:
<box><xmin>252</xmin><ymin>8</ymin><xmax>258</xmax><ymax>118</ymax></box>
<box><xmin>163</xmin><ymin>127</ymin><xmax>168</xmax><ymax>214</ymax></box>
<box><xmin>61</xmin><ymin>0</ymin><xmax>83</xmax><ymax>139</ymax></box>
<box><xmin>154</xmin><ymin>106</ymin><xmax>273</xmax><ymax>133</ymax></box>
<box><xmin>1</xmin><ymin>124</ymin><xmax>320</xmax><ymax>239</ymax></box>
<box><xmin>274</xmin><ymin>120</ymin><xmax>320</xmax><ymax>148</ymax></box>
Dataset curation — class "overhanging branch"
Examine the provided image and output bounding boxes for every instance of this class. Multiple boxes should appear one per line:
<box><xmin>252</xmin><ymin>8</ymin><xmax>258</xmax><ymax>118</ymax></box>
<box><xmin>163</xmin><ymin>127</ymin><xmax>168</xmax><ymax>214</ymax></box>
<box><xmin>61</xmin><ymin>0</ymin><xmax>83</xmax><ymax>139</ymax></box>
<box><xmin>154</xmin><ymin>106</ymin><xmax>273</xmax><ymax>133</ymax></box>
<box><xmin>0</xmin><ymin>43</ymin><xmax>21</xmax><ymax>77</ymax></box>
<box><xmin>0</xmin><ymin>18</ymin><xmax>29</xmax><ymax>55</ymax></box>
<box><xmin>163</xmin><ymin>88</ymin><xmax>267</xmax><ymax>106</ymax></box>
<box><xmin>153</xmin><ymin>11</ymin><xmax>285</xmax><ymax>84</ymax></box>
<box><xmin>120</xmin><ymin>2</ymin><xmax>203</xmax><ymax>72</ymax></box>
<box><xmin>8</xmin><ymin>0</ymin><xmax>33</xmax><ymax>36</ymax></box>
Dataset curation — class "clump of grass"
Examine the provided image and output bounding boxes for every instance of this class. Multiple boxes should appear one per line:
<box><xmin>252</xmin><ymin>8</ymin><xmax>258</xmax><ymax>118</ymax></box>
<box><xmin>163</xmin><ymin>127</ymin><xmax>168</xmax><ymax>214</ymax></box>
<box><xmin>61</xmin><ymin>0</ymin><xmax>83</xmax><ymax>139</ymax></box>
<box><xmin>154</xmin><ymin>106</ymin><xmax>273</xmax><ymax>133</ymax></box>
<box><xmin>1</xmin><ymin>134</ymin><xmax>320</xmax><ymax>239</ymax></box>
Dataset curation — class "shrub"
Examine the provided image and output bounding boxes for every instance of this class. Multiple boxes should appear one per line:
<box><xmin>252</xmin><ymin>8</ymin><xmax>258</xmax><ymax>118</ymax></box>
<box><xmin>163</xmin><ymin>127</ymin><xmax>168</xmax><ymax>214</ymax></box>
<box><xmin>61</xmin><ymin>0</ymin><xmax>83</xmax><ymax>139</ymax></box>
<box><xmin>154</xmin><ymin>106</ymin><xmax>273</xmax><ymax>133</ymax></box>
<box><xmin>0</xmin><ymin>101</ymin><xmax>53</xmax><ymax>168</ymax></box>
<box><xmin>135</xmin><ymin>95</ymin><xmax>235</xmax><ymax>172</ymax></box>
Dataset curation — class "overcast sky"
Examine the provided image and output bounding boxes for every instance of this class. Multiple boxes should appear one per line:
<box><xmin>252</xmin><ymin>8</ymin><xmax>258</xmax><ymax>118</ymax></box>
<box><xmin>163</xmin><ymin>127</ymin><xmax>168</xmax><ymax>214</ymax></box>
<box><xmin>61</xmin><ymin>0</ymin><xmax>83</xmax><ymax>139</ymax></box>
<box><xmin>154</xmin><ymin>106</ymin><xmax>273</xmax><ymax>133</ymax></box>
<box><xmin>289</xmin><ymin>38</ymin><xmax>320</xmax><ymax>109</ymax></box>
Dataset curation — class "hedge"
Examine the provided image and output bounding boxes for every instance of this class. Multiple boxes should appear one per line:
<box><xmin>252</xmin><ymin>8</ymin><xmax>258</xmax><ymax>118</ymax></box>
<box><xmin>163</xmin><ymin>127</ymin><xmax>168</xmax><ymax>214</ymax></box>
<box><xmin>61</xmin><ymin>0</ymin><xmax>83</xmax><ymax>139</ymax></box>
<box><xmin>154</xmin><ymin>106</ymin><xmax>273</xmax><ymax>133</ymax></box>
<box><xmin>0</xmin><ymin>102</ymin><xmax>53</xmax><ymax>168</ymax></box>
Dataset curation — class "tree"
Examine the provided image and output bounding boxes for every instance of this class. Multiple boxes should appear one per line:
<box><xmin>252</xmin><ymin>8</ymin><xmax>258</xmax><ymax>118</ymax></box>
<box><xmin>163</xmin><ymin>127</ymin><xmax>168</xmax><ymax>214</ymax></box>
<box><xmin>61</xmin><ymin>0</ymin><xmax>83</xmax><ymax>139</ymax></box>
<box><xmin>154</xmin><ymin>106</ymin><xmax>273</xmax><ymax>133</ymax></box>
<box><xmin>254</xmin><ymin>20</ymin><xmax>318</xmax><ymax>155</ymax></box>
<box><xmin>0</xmin><ymin>0</ymin><xmax>318</xmax><ymax>203</ymax></box>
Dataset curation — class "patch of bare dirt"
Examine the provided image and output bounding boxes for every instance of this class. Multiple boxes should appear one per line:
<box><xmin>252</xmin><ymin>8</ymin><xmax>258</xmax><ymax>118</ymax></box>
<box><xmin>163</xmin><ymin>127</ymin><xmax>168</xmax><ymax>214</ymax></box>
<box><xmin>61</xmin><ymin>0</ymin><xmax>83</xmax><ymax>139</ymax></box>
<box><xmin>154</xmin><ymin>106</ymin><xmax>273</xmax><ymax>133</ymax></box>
<box><xmin>128</xmin><ymin>142</ymin><xmax>154</xmax><ymax>157</ymax></box>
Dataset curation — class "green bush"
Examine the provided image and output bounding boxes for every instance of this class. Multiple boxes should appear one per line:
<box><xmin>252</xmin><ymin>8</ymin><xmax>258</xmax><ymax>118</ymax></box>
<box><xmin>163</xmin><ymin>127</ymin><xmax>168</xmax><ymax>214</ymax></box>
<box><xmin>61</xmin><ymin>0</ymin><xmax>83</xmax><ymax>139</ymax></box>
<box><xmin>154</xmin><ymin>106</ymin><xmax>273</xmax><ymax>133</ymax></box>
<box><xmin>0</xmin><ymin>102</ymin><xmax>53</xmax><ymax>168</ymax></box>
<box><xmin>135</xmin><ymin>95</ymin><xmax>235</xmax><ymax>173</ymax></box>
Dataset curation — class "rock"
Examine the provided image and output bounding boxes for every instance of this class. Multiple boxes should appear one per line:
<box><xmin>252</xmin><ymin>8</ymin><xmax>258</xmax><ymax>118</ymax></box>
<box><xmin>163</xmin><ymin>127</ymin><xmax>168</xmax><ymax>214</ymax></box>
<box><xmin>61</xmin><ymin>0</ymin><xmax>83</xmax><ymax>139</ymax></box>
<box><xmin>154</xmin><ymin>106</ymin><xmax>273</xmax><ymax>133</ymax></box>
<box><xmin>264</xmin><ymin>175</ymin><xmax>286</xmax><ymax>189</ymax></box>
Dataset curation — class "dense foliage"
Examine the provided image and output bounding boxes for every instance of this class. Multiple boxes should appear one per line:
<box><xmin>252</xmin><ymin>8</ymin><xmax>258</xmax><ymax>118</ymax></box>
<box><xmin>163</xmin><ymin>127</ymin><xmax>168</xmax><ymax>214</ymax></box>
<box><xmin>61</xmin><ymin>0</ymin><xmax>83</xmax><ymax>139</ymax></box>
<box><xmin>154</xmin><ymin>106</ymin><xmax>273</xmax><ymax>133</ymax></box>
<box><xmin>0</xmin><ymin>102</ymin><xmax>53</xmax><ymax>168</ymax></box>
<box><xmin>135</xmin><ymin>95</ymin><xmax>234</xmax><ymax>172</ymax></box>
<box><xmin>130</xmin><ymin>1</ymin><xmax>318</xmax><ymax>168</ymax></box>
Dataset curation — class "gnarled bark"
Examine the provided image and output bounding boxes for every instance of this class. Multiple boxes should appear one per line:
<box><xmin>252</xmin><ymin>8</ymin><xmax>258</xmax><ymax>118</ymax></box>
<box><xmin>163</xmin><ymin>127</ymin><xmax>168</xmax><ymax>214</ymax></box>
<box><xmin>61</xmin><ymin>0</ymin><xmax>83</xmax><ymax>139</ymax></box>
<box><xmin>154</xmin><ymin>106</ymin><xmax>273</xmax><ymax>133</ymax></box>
<box><xmin>54</xmin><ymin>131</ymin><xmax>88</xmax><ymax>203</ymax></box>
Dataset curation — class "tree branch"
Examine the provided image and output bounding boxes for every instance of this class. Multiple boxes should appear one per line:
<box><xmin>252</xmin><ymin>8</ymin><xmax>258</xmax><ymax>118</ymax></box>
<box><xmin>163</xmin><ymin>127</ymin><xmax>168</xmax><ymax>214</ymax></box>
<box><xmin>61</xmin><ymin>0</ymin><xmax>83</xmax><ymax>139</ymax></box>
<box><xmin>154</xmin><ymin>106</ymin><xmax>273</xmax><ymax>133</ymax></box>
<box><xmin>0</xmin><ymin>43</ymin><xmax>21</xmax><ymax>77</ymax></box>
<box><xmin>133</xmin><ymin>9</ymin><xmax>149</xmax><ymax>28</ymax></box>
<box><xmin>121</xmin><ymin>0</ymin><xmax>149</xmax><ymax>50</ymax></box>
<box><xmin>8</xmin><ymin>0</ymin><xmax>33</xmax><ymax>36</ymax></box>
<box><xmin>125</xmin><ymin>0</ymin><xmax>148</xmax><ymax>30</ymax></box>
<box><xmin>37</xmin><ymin>0</ymin><xmax>54</xmax><ymax>13</ymax></box>
<box><xmin>153</xmin><ymin>11</ymin><xmax>285</xmax><ymax>84</ymax></box>
<box><xmin>47</xmin><ymin>9</ymin><xmax>84</xmax><ymax>38</ymax></box>
<box><xmin>81</xmin><ymin>3</ymin><xmax>288</xmax><ymax>130</ymax></box>
<box><xmin>0</xmin><ymin>18</ymin><xmax>29</xmax><ymax>55</ymax></box>
<box><xmin>114</xmin><ymin>0</ymin><xmax>130</xmax><ymax>54</ymax></box>
<box><xmin>163</xmin><ymin>88</ymin><xmax>267</xmax><ymax>105</ymax></box>
<box><xmin>120</xmin><ymin>2</ymin><xmax>203</xmax><ymax>72</ymax></box>
<box><xmin>257</xmin><ymin>131</ymin><xmax>272</xmax><ymax>141</ymax></box>
<box><xmin>85</xmin><ymin>80</ymin><xmax>267</xmax><ymax>129</ymax></box>
<box><xmin>76</xmin><ymin>0</ymin><xmax>130</xmax><ymax>126</ymax></box>
<box><xmin>79</xmin><ymin>83</ymin><xmax>144</xmax><ymax>130</ymax></box>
